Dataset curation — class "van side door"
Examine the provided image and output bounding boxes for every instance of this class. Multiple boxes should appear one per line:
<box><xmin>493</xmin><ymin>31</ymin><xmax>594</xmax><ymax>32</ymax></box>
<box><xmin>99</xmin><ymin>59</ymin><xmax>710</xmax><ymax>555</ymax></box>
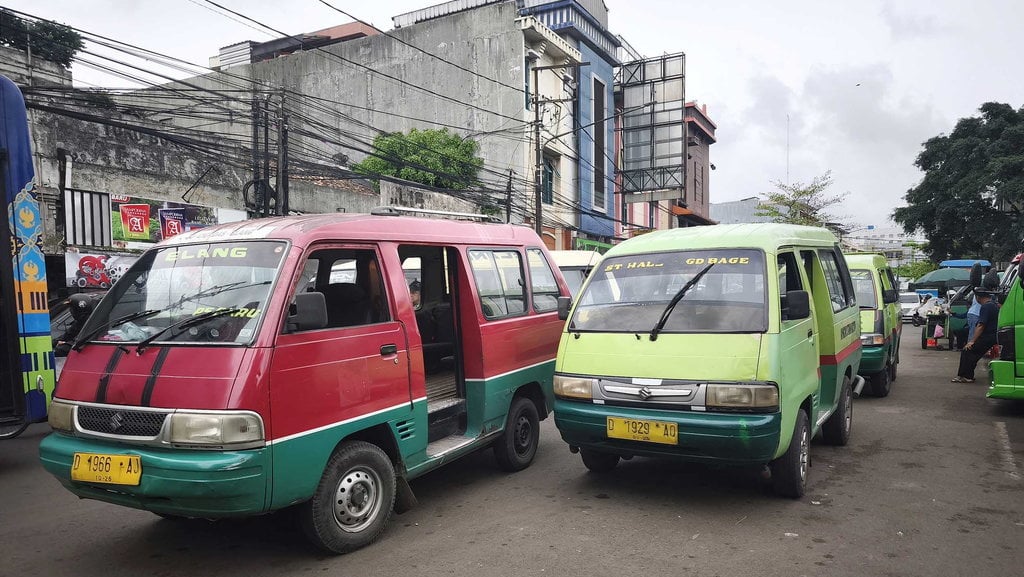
<box><xmin>801</xmin><ymin>249</ymin><xmax>859</xmax><ymax>422</ymax></box>
<box><xmin>268</xmin><ymin>245</ymin><xmax>412</xmax><ymax>508</ymax></box>
<box><xmin>881</xmin><ymin>266</ymin><xmax>901</xmax><ymax>347</ymax></box>
<box><xmin>778</xmin><ymin>251</ymin><xmax>820</xmax><ymax>404</ymax></box>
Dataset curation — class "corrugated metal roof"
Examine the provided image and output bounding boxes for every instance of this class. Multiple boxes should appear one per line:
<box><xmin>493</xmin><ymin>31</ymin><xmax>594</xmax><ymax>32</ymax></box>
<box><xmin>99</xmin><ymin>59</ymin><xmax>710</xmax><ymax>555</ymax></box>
<box><xmin>393</xmin><ymin>0</ymin><xmax>503</xmax><ymax>28</ymax></box>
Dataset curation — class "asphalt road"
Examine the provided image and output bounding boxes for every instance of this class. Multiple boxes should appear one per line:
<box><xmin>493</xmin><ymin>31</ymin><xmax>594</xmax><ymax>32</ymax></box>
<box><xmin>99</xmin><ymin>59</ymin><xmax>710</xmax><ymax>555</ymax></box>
<box><xmin>2</xmin><ymin>333</ymin><xmax>1022</xmax><ymax>577</ymax></box>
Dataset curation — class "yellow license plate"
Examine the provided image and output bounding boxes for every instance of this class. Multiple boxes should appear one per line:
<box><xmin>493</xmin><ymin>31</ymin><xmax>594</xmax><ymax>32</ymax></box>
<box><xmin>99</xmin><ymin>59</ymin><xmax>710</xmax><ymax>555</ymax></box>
<box><xmin>71</xmin><ymin>453</ymin><xmax>142</xmax><ymax>485</ymax></box>
<box><xmin>607</xmin><ymin>417</ymin><xmax>678</xmax><ymax>445</ymax></box>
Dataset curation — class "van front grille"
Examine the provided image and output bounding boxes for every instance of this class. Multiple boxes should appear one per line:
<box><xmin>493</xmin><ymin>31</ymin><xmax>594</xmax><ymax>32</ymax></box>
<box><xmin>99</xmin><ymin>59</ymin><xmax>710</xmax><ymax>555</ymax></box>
<box><xmin>78</xmin><ymin>406</ymin><xmax>167</xmax><ymax>437</ymax></box>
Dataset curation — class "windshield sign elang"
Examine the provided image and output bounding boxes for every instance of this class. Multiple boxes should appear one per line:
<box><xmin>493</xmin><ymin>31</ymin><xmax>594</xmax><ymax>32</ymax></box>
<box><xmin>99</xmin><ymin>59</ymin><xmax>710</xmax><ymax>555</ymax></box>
<box><xmin>570</xmin><ymin>249</ymin><xmax>768</xmax><ymax>334</ymax></box>
<box><xmin>79</xmin><ymin>241</ymin><xmax>286</xmax><ymax>347</ymax></box>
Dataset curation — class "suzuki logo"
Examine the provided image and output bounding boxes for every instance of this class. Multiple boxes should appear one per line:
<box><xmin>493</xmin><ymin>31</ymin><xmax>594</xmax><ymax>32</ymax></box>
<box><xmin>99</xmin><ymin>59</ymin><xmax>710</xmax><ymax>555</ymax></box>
<box><xmin>638</xmin><ymin>387</ymin><xmax>653</xmax><ymax>400</ymax></box>
<box><xmin>109</xmin><ymin>412</ymin><xmax>126</xmax><ymax>432</ymax></box>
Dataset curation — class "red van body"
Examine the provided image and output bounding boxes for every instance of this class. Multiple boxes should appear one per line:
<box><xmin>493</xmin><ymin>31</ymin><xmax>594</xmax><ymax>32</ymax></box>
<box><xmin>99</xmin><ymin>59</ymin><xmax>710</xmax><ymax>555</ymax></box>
<box><xmin>40</xmin><ymin>214</ymin><xmax>568</xmax><ymax>553</ymax></box>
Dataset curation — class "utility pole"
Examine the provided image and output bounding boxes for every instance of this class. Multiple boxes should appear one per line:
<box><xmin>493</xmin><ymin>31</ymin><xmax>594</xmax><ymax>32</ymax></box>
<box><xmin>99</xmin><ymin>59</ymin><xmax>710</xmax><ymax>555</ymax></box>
<box><xmin>505</xmin><ymin>169</ymin><xmax>513</xmax><ymax>224</ymax></box>
<box><xmin>262</xmin><ymin>96</ymin><xmax>271</xmax><ymax>218</ymax></box>
<box><xmin>250</xmin><ymin>94</ymin><xmax>260</xmax><ymax>217</ymax></box>
<box><xmin>531</xmin><ymin>62</ymin><xmax>587</xmax><ymax>236</ymax></box>
<box><xmin>276</xmin><ymin>91</ymin><xmax>289</xmax><ymax>216</ymax></box>
<box><xmin>533</xmin><ymin>65</ymin><xmax>542</xmax><ymax>235</ymax></box>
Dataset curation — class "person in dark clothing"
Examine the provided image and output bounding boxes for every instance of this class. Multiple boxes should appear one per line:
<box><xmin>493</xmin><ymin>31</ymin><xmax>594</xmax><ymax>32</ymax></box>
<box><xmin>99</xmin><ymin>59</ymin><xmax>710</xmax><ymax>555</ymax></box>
<box><xmin>952</xmin><ymin>290</ymin><xmax>999</xmax><ymax>383</ymax></box>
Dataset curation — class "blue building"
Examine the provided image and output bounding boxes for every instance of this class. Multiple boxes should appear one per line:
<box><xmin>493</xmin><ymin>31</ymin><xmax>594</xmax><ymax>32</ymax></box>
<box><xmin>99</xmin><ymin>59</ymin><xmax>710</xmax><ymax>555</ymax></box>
<box><xmin>519</xmin><ymin>0</ymin><xmax>620</xmax><ymax>243</ymax></box>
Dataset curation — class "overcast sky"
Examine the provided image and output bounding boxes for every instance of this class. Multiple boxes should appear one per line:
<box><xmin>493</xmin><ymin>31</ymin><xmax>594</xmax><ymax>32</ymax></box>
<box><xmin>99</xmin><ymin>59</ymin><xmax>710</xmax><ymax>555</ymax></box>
<box><xmin>8</xmin><ymin>0</ymin><xmax>1024</xmax><ymax>229</ymax></box>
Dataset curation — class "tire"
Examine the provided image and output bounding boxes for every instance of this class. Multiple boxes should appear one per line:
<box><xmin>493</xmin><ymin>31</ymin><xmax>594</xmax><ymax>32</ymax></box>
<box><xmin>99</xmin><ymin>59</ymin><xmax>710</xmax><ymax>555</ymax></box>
<box><xmin>823</xmin><ymin>377</ymin><xmax>853</xmax><ymax>445</ymax></box>
<box><xmin>771</xmin><ymin>409</ymin><xmax>810</xmax><ymax>499</ymax></box>
<box><xmin>871</xmin><ymin>366</ymin><xmax>892</xmax><ymax>398</ymax></box>
<box><xmin>580</xmin><ymin>449</ymin><xmax>620</xmax><ymax>472</ymax></box>
<box><xmin>298</xmin><ymin>441</ymin><xmax>396</xmax><ymax>555</ymax></box>
<box><xmin>0</xmin><ymin>421</ymin><xmax>29</xmax><ymax>440</ymax></box>
<box><xmin>921</xmin><ymin>328</ymin><xmax>928</xmax><ymax>349</ymax></box>
<box><xmin>493</xmin><ymin>396</ymin><xmax>540</xmax><ymax>472</ymax></box>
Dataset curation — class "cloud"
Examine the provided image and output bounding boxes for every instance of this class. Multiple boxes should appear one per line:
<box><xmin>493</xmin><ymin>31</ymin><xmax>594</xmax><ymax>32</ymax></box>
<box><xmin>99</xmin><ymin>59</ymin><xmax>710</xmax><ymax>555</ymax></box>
<box><xmin>879</xmin><ymin>3</ymin><xmax>950</xmax><ymax>41</ymax></box>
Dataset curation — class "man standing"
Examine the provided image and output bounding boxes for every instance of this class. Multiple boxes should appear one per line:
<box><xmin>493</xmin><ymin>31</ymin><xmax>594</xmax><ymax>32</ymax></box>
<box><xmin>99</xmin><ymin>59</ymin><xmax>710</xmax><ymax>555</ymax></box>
<box><xmin>952</xmin><ymin>289</ymin><xmax>999</xmax><ymax>383</ymax></box>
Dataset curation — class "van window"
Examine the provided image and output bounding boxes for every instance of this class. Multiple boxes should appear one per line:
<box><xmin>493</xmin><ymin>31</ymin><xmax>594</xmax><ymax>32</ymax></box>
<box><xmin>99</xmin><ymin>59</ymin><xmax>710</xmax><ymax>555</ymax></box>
<box><xmin>527</xmin><ymin>248</ymin><xmax>560</xmax><ymax>312</ymax></box>
<box><xmin>469</xmin><ymin>250</ymin><xmax>526</xmax><ymax>319</ymax></box>
<box><xmin>80</xmin><ymin>241</ymin><xmax>285</xmax><ymax>345</ymax></box>
<box><xmin>571</xmin><ymin>249</ymin><xmax>767</xmax><ymax>333</ymax></box>
<box><xmin>850</xmin><ymin>269</ymin><xmax>877</xmax><ymax>308</ymax></box>
<box><xmin>778</xmin><ymin>252</ymin><xmax>804</xmax><ymax>292</ymax></box>
<box><xmin>819</xmin><ymin>250</ymin><xmax>854</xmax><ymax>312</ymax></box>
<box><xmin>297</xmin><ymin>248</ymin><xmax>390</xmax><ymax>330</ymax></box>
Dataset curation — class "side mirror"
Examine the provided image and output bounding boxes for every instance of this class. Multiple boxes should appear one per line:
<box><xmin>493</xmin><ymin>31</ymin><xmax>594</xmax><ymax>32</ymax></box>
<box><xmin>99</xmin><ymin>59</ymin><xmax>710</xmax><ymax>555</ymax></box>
<box><xmin>557</xmin><ymin>296</ymin><xmax>572</xmax><ymax>321</ymax></box>
<box><xmin>783</xmin><ymin>290</ymin><xmax>811</xmax><ymax>321</ymax></box>
<box><xmin>287</xmin><ymin>292</ymin><xmax>328</xmax><ymax>332</ymax></box>
<box><xmin>882</xmin><ymin>289</ymin><xmax>898</xmax><ymax>304</ymax></box>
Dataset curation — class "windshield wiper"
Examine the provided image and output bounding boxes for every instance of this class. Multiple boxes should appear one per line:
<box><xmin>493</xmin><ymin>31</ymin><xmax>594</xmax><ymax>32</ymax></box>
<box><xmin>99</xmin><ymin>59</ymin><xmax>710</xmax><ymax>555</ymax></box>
<box><xmin>649</xmin><ymin>263</ymin><xmax>715</xmax><ymax>341</ymax></box>
<box><xmin>135</xmin><ymin>307</ymin><xmax>241</xmax><ymax>354</ymax></box>
<box><xmin>72</xmin><ymin>309</ymin><xmax>162</xmax><ymax>352</ymax></box>
<box><xmin>172</xmin><ymin>281</ymin><xmax>270</xmax><ymax>308</ymax></box>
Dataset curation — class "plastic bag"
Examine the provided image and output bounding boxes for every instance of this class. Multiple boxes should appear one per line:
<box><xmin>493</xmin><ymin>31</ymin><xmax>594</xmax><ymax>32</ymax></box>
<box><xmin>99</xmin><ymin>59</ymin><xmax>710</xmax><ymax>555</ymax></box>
<box><xmin>933</xmin><ymin>324</ymin><xmax>944</xmax><ymax>339</ymax></box>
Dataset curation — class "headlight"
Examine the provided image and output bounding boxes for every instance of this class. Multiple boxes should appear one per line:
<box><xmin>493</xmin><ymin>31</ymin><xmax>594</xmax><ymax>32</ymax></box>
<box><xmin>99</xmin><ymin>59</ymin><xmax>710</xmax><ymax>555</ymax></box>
<box><xmin>168</xmin><ymin>411</ymin><xmax>264</xmax><ymax>447</ymax></box>
<box><xmin>860</xmin><ymin>333</ymin><xmax>885</xmax><ymax>346</ymax></box>
<box><xmin>554</xmin><ymin>375</ymin><xmax>593</xmax><ymax>399</ymax></box>
<box><xmin>706</xmin><ymin>383</ymin><xmax>778</xmax><ymax>410</ymax></box>
<box><xmin>48</xmin><ymin>399</ymin><xmax>74</xmax><ymax>432</ymax></box>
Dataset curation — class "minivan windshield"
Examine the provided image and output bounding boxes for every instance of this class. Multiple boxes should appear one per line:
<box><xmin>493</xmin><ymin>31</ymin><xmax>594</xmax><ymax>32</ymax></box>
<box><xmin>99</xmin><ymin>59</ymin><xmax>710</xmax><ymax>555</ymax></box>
<box><xmin>569</xmin><ymin>249</ymin><xmax>767</xmax><ymax>333</ymax></box>
<box><xmin>78</xmin><ymin>241</ymin><xmax>286</xmax><ymax>346</ymax></box>
<box><xmin>851</xmin><ymin>269</ymin><xmax>877</xmax><ymax>308</ymax></box>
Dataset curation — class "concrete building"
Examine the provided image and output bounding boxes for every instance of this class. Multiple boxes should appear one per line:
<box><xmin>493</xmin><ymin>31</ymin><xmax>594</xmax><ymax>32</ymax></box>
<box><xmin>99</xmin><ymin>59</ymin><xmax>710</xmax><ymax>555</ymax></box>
<box><xmin>845</xmin><ymin>226</ymin><xmax>927</xmax><ymax>269</ymax></box>
<box><xmin>709</xmin><ymin>197</ymin><xmax>774</xmax><ymax>225</ymax></box>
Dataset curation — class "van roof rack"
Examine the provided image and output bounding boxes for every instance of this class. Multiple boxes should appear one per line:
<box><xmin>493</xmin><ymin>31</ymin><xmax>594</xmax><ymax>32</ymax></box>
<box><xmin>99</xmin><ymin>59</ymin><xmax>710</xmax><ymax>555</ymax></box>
<box><xmin>370</xmin><ymin>205</ymin><xmax>503</xmax><ymax>223</ymax></box>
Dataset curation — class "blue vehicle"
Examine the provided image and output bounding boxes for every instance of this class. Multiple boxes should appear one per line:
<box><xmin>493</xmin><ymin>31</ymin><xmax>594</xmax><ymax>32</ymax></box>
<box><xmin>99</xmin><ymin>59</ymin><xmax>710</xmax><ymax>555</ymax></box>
<box><xmin>1</xmin><ymin>75</ymin><xmax>55</xmax><ymax>439</ymax></box>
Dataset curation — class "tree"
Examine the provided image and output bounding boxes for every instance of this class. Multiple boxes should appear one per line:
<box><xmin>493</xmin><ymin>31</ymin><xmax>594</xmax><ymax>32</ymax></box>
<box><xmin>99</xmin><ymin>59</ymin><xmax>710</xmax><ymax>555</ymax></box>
<box><xmin>0</xmin><ymin>9</ymin><xmax>83</xmax><ymax>69</ymax></box>
<box><xmin>351</xmin><ymin>128</ymin><xmax>484</xmax><ymax>190</ymax></box>
<box><xmin>894</xmin><ymin>260</ymin><xmax>936</xmax><ymax>282</ymax></box>
<box><xmin>756</xmin><ymin>171</ymin><xmax>849</xmax><ymax>233</ymax></box>
<box><xmin>893</xmin><ymin>102</ymin><xmax>1024</xmax><ymax>262</ymax></box>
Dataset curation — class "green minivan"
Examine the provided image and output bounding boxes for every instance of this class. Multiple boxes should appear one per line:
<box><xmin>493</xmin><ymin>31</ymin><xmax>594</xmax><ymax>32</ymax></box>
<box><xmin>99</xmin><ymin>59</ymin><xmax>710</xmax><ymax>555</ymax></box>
<box><xmin>553</xmin><ymin>224</ymin><xmax>863</xmax><ymax>498</ymax></box>
<box><xmin>845</xmin><ymin>253</ymin><xmax>902</xmax><ymax>397</ymax></box>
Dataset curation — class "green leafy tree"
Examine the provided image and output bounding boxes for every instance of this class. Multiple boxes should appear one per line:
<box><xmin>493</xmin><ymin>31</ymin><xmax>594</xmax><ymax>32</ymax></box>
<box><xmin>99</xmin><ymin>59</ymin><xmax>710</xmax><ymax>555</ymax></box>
<box><xmin>0</xmin><ymin>9</ymin><xmax>83</xmax><ymax>69</ymax></box>
<box><xmin>893</xmin><ymin>102</ymin><xmax>1024</xmax><ymax>262</ymax></box>
<box><xmin>352</xmin><ymin>128</ymin><xmax>483</xmax><ymax>190</ymax></box>
<box><xmin>895</xmin><ymin>260</ymin><xmax>937</xmax><ymax>282</ymax></box>
<box><xmin>756</xmin><ymin>171</ymin><xmax>849</xmax><ymax>233</ymax></box>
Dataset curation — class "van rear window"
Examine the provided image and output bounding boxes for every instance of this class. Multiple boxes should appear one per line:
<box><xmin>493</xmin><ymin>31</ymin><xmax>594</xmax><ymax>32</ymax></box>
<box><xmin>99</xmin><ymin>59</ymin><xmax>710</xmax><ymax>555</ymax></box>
<box><xmin>570</xmin><ymin>249</ymin><xmax>767</xmax><ymax>333</ymax></box>
<box><xmin>851</xmin><ymin>269</ymin><xmax>877</xmax><ymax>308</ymax></box>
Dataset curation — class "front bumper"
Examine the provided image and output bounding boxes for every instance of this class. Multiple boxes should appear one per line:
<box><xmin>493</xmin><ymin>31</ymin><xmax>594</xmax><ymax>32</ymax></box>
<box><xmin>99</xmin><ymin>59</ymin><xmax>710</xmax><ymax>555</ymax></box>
<box><xmin>39</xmin><ymin>433</ymin><xmax>269</xmax><ymax>517</ymax></box>
<box><xmin>554</xmin><ymin>399</ymin><xmax>781</xmax><ymax>465</ymax></box>
<box><xmin>988</xmin><ymin>361</ymin><xmax>1024</xmax><ymax>400</ymax></box>
<box><xmin>858</xmin><ymin>344</ymin><xmax>888</xmax><ymax>374</ymax></box>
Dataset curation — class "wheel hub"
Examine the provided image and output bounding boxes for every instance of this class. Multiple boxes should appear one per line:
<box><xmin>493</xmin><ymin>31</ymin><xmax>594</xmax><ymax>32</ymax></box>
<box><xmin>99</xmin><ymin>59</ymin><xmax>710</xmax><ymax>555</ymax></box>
<box><xmin>333</xmin><ymin>467</ymin><xmax>380</xmax><ymax>532</ymax></box>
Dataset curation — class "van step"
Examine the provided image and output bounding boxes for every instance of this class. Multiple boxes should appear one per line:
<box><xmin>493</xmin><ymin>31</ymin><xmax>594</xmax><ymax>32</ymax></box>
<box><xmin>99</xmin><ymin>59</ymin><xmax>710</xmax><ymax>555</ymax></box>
<box><xmin>425</xmin><ymin>433</ymin><xmax>477</xmax><ymax>458</ymax></box>
<box><xmin>427</xmin><ymin>398</ymin><xmax>465</xmax><ymax>443</ymax></box>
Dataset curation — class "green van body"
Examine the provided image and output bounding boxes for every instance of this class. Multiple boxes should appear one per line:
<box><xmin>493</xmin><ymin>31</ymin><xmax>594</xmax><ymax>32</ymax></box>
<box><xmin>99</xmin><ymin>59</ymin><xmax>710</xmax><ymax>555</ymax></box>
<box><xmin>989</xmin><ymin>268</ymin><xmax>1024</xmax><ymax>400</ymax></box>
<box><xmin>553</xmin><ymin>224</ymin><xmax>863</xmax><ymax>497</ymax></box>
<box><xmin>844</xmin><ymin>254</ymin><xmax>902</xmax><ymax>397</ymax></box>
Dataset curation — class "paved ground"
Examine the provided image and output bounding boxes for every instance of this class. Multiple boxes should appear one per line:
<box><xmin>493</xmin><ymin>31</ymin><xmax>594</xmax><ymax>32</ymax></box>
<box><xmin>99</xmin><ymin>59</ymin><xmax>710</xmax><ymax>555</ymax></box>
<box><xmin>1</xmin><ymin>333</ymin><xmax>1022</xmax><ymax>577</ymax></box>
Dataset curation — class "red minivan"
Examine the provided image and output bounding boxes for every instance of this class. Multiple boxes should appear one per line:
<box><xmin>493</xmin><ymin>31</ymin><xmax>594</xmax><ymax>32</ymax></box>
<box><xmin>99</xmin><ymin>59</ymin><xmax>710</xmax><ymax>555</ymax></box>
<box><xmin>39</xmin><ymin>212</ymin><xmax>568</xmax><ymax>553</ymax></box>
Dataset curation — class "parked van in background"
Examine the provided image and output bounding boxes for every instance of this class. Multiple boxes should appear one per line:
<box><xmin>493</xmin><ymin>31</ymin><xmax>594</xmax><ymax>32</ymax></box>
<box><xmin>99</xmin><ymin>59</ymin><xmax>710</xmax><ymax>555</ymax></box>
<box><xmin>990</xmin><ymin>254</ymin><xmax>1024</xmax><ymax>400</ymax></box>
<box><xmin>552</xmin><ymin>224</ymin><xmax>863</xmax><ymax>498</ymax></box>
<box><xmin>550</xmin><ymin>250</ymin><xmax>603</xmax><ymax>297</ymax></box>
<box><xmin>845</xmin><ymin>254</ymin><xmax>902</xmax><ymax>397</ymax></box>
<box><xmin>900</xmin><ymin>292</ymin><xmax>921</xmax><ymax>322</ymax></box>
<box><xmin>39</xmin><ymin>211</ymin><xmax>569</xmax><ymax>554</ymax></box>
